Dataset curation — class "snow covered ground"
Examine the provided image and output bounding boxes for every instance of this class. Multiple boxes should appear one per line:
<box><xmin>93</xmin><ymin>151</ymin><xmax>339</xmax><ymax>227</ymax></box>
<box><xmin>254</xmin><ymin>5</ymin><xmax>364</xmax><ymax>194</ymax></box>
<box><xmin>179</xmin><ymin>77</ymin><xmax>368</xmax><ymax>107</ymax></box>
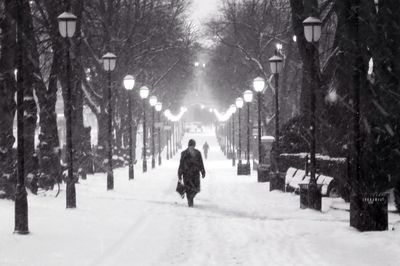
<box><xmin>1</xmin><ymin>128</ymin><xmax>400</xmax><ymax>266</ymax></box>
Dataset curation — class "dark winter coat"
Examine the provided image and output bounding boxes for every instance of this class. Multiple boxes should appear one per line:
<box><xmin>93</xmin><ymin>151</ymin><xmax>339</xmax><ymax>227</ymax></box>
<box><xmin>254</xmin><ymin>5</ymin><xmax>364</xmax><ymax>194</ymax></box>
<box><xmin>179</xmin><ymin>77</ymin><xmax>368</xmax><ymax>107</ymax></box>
<box><xmin>178</xmin><ymin>148</ymin><xmax>205</xmax><ymax>195</ymax></box>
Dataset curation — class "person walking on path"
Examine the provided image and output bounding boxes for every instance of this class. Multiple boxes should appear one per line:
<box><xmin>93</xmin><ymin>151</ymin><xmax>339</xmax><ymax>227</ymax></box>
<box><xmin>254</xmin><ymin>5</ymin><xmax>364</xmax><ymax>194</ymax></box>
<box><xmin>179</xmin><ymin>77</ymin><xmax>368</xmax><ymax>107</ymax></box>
<box><xmin>202</xmin><ymin>142</ymin><xmax>209</xmax><ymax>159</ymax></box>
<box><xmin>178</xmin><ymin>139</ymin><xmax>206</xmax><ymax>207</ymax></box>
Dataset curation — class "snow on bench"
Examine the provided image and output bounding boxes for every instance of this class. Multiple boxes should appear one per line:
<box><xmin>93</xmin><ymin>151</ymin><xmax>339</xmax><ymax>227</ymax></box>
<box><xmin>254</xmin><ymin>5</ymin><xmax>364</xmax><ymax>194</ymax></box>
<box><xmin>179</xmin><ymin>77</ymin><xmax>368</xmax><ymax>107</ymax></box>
<box><xmin>284</xmin><ymin>167</ymin><xmax>298</xmax><ymax>186</ymax></box>
<box><xmin>287</xmin><ymin>169</ymin><xmax>306</xmax><ymax>192</ymax></box>
<box><xmin>285</xmin><ymin>168</ymin><xmax>334</xmax><ymax>196</ymax></box>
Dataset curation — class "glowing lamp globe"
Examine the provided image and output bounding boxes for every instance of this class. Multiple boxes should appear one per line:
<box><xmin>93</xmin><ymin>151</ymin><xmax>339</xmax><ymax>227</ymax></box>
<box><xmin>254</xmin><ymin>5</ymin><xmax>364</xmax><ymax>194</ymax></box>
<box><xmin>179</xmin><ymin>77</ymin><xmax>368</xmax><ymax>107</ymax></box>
<box><xmin>269</xmin><ymin>54</ymin><xmax>284</xmax><ymax>74</ymax></box>
<box><xmin>139</xmin><ymin>86</ymin><xmax>149</xmax><ymax>99</ymax></box>
<box><xmin>230</xmin><ymin>104</ymin><xmax>237</xmax><ymax>114</ymax></box>
<box><xmin>253</xmin><ymin>77</ymin><xmax>265</xmax><ymax>93</ymax></box>
<box><xmin>155</xmin><ymin>102</ymin><xmax>162</xmax><ymax>112</ymax></box>
<box><xmin>149</xmin><ymin>96</ymin><xmax>157</xmax><ymax>106</ymax></box>
<box><xmin>102</xmin><ymin>52</ymin><xmax>117</xmax><ymax>72</ymax></box>
<box><xmin>235</xmin><ymin>97</ymin><xmax>244</xmax><ymax>109</ymax></box>
<box><xmin>303</xmin><ymin>17</ymin><xmax>322</xmax><ymax>43</ymax></box>
<box><xmin>57</xmin><ymin>12</ymin><xmax>77</xmax><ymax>38</ymax></box>
<box><xmin>123</xmin><ymin>75</ymin><xmax>135</xmax><ymax>90</ymax></box>
<box><xmin>243</xmin><ymin>90</ymin><xmax>253</xmax><ymax>103</ymax></box>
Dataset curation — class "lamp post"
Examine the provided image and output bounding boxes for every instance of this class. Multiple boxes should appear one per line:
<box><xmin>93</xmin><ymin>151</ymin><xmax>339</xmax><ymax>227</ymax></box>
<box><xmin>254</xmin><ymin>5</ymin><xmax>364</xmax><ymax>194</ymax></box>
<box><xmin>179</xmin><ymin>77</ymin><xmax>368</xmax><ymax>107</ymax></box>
<box><xmin>269</xmin><ymin>51</ymin><xmax>284</xmax><ymax>147</ymax></box>
<box><xmin>123</xmin><ymin>75</ymin><xmax>135</xmax><ymax>180</ymax></box>
<box><xmin>139</xmin><ymin>86</ymin><xmax>149</xmax><ymax>172</ymax></box>
<box><xmin>166</xmin><ymin>124</ymin><xmax>170</xmax><ymax>160</ymax></box>
<box><xmin>177</xmin><ymin>117</ymin><xmax>181</xmax><ymax>151</ymax></box>
<box><xmin>149</xmin><ymin>96</ymin><xmax>157</xmax><ymax>169</ymax></box>
<box><xmin>303</xmin><ymin>16</ymin><xmax>322</xmax><ymax>210</ymax></box>
<box><xmin>227</xmin><ymin>117</ymin><xmax>231</xmax><ymax>158</ymax></box>
<box><xmin>269</xmin><ymin>50</ymin><xmax>284</xmax><ymax>190</ymax></box>
<box><xmin>165</xmin><ymin>111</ymin><xmax>170</xmax><ymax>160</ymax></box>
<box><xmin>58</xmin><ymin>10</ymin><xmax>77</xmax><ymax>208</ymax></box>
<box><xmin>225</xmin><ymin>118</ymin><xmax>229</xmax><ymax>157</ymax></box>
<box><xmin>243</xmin><ymin>90</ymin><xmax>253</xmax><ymax>174</ymax></box>
<box><xmin>169</xmin><ymin>121</ymin><xmax>173</xmax><ymax>158</ymax></box>
<box><xmin>102</xmin><ymin>52</ymin><xmax>117</xmax><ymax>190</ymax></box>
<box><xmin>14</xmin><ymin>0</ymin><xmax>32</xmax><ymax>233</ymax></box>
<box><xmin>155</xmin><ymin>102</ymin><xmax>163</xmax><ymax>165</ymax></box>
<box><xmin>230</xmin><ymin>104</ymin><xmax>237</xmax><ymax>166</ymax></box>
<box><xmin>253</xmin><ymin>77</ymin><xmax>265</xmax><ymax>182</ymax></box>
<box><xmin>172</xmin><ymin>122</ymin><xmax>176</xmax><ymax>156</ymax></box>
<box><xmin>236</xmin><ymin>97</ymin><xmax>244</xmax><ymax>174</ymax></box>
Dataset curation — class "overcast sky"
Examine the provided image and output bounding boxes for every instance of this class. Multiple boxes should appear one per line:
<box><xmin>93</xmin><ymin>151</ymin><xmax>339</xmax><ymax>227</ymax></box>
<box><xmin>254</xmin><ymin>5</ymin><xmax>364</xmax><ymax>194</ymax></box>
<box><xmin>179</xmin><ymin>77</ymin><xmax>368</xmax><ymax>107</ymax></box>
<box><xmin>189</xmin><ymin>0</ymin><xmax>221</xmax><ymax>30</ymax></box>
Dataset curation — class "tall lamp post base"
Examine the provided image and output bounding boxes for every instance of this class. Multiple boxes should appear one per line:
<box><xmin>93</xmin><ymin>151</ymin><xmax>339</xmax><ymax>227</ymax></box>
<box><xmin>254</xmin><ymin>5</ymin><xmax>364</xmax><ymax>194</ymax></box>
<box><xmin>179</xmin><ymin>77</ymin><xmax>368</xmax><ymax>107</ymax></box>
<box><xmin>299</xmin><ymin>182</ymin><xmax>321</xmax><ymax>211</ymax></box>
<box><xmin>128</xmin><ymin>165</ymin><xmax>134</xmax><ymax>180</ymax></box>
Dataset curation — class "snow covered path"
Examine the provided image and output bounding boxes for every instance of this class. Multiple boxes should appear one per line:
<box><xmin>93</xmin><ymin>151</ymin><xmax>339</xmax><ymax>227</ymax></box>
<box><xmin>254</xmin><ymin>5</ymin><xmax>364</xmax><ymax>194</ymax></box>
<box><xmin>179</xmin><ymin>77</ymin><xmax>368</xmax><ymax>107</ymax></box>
<box><xmin>1</xmin><ymin>129</ymin><xmax>400</xmax><ymax>266</ymax></box>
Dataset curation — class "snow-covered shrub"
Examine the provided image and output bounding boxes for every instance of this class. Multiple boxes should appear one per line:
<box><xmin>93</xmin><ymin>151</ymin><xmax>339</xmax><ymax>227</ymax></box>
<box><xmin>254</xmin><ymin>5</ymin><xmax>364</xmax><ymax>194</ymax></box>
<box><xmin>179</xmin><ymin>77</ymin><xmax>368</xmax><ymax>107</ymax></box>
<box><xmin>0</xmin><ymin>173</ymin><xmax>16</xmax><ymax>199</ymax></box>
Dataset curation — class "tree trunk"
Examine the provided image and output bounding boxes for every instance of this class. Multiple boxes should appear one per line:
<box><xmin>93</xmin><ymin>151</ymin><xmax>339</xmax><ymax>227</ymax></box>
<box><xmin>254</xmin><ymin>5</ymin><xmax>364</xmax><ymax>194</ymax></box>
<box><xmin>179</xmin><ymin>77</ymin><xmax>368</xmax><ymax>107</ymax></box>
<box><xmin>36</xmin><ymin>55</ymin><xmax>62</xmax><ymax>187</ymax></box>
<box><xmin>23</xmin><ymin>0</ymin><xmax>62</xmax><ymax>189</ymax></box>
<box><xmin>360</xmin><ymin>0</ymin><xmax>400</xmax><ymax>191</ymax></box>
<box><xmin>20</xmin><ymin>0</ymin><xmax>38</xmax><ymax>189</ymax></box>
<box><xmin>97</xmin><ymin>86</ymin><xmax>109</xmax><ymax>170</ymax></box>
<box><xmin>0</xmin><ymin>0</ymin><xmax>17</xmax><ymax>198</ymax></box>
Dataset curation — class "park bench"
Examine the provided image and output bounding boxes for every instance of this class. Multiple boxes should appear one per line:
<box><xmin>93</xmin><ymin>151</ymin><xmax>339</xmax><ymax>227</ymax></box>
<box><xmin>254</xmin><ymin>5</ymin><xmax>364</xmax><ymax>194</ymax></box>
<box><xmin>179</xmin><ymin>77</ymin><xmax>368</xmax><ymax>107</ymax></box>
<box><xmin>284</xmin><ymin>167</ymin><xmax>336</xmax><ymax>197</ymax></box>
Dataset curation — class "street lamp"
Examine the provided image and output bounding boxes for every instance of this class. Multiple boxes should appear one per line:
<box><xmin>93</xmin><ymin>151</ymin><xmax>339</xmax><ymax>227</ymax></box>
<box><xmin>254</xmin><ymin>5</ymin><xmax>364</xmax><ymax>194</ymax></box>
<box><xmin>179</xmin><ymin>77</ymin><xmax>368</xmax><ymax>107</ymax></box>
<box><xmin>102</xmin><ymin>52</ymin><xmax>117</xmax><ymax>190</ymax></box>
<box><xmin>303</xmin><ymin>16</ymin><xmax>322</xmax><ymax>210</ymax></box>
<box><xmin>236</xmin><ymin>97</ymin><xmax>244</xmax><ymax>174</ymax></box>
<box><xmin>374</xmin><ymin>0</ymin><xmax>379</xmax><ymax>12</ymax></box>
<box><xmin>303</xmin><ymin>17</ymin><xmax>322</xmax><ymax>43</ymax></box>
<box><xmin>269</xmin><ymin>50</ymin><xmax>284</xmax><ymax>190</ymax></box>
<box><xmin>149</xmin><ymin>96</ymin><xmax>157</xmax><ymax>169</ymax></box>
<box><xmin>139</xmin><ymin>86</ymin><xmax>149</xmax><ymax>172</ymax></box>
<box><xmin>164</xmin><ymin>110</ymin><xmax>171</xmax><ymax>160</ymax></box>
<box><xmin>226</xmin><ymin>113</ymin><xmax>231</xmax><ymax>158</ymax></box>
<box><xmin>253</xmin><ymin>77</ymin><xmax>265</xmax><ymax>182</ymax></box>
<box><xmin>58</xmin><ymin>10</ymin><xmax>77</xmax><ymax>208</ymax></box>
<box><xmin>230</xmin><ymin>104</ymin><xmax>237</xmax><ymax>166</ymax></box>
<box><xmin>155</xmin><ymin>102</ymin><xmax>163</xmax><ymax>165</ymax></box>
<box><xmin>57</xmin><ymin>12</ymin><xmax>77</xmax><ymax>38</ymax></box>
<box><xmin>169</xmin><ymin>119</ymin><xmax>173</xmax><ymax>159</ymax></box>
<box><xmin>243</xmin><ymin>90</ymin><xmax>253</xmax><ymax>174</ymax></box>
<box><xmin>123</xmin><ymin>75</ymin><xmax>135</xmax><ymax>180</ymax></box>
<box><xmin>172</xmin><ymin>121</ymin><xmax>176</xmax><ymax>156</ymax></box>
<box><xmin>276</xmin><ymin>43</ymin><xmax>283</xmax><ymax>52</ymax></box>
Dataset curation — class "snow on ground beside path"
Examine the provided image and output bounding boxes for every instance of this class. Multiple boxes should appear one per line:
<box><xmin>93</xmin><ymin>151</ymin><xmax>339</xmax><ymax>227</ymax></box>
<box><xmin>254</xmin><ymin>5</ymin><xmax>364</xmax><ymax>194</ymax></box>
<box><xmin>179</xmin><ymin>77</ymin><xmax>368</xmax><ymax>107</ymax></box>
<box><xmin>1</xmin><ymin>127</ymin><xmax>400</xmax><ymax>266</ymax></box>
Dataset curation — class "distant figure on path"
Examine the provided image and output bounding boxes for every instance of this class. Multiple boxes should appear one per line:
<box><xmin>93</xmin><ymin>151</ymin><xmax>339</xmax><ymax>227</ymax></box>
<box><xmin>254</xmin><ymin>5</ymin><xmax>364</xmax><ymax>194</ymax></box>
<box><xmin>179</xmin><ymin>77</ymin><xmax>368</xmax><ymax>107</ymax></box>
<box><xmin>178</xmin><ymin>139</ymin><xmax>206</xmax><ymax>207</ymax></box>
<box><xmin>202</xmin><ymin>142</ymin><xmax>209</xmax><ymax>159</ymax></box>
